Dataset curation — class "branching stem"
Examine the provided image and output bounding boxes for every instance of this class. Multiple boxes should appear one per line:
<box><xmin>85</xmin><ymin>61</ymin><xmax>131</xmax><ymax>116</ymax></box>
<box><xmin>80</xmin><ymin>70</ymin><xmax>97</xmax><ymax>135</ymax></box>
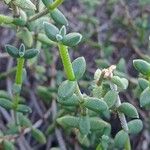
<box><xmin>28</xmin><ymin>0</ymin><xmax>63</xmax><ymax>22</ymax></box>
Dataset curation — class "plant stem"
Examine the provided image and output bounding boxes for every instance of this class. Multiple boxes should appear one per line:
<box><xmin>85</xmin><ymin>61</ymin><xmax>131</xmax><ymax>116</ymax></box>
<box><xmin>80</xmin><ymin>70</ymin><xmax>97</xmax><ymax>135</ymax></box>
<box><xmin>125</xmin><ymin>136</ymin><xmax>132</xmax><ymax>150</ymax></box>
<box><xmin>15</xmin><ymin>58</ymin><xmax>25</xmax><ymax>85</ymax></box>
<box><xmin>58</xmin><ymin>43</ymin><xmax>75</xmax><ymax>81</ymax></box>
<box><xmin>48</xmin><ymin>0</ymin><xmax>63</xmax><ymax>10</ymax></box>
<box><xmin>13</xmin><ymin>58</ymin><xmax>25</xmax><ymax>125</ymax></box>
<box><xmin>28</xmin><ymin>0</ymin><xmax>63</xmax><ymax>22</ymax></box>
<box><xmin>28</xmin><ymin>9</ymin><xmax>49</xmax><ymax>22</ymax></box>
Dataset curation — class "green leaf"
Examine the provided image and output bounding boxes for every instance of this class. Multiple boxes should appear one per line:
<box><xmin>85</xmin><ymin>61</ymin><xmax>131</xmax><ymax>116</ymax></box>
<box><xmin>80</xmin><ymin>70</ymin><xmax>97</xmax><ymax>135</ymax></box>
<box><xmin>90</xmin><ymin>117</ymin><xmax>110</xmax><ymax>132</ymax></box>
<box><xmin>13</xmin><ymin>0</ymin><xmax>36</xmax><ymax>10</ymax></box>
<box><xmin>50</xmin><ymin>9</ymin><xmax>68</xmax><ymax>26</ymax></box>
<box><xmin>62</xmin><ymin>32</ymin><xmax>82</xmax><ymax>47</ymax></box>
<box><xmin>18</xmin><ymin>44</ymin><xmax>25</xmax><ymax>57</ymax></box>
<box><xmin>16</xmin><ymin>104</ymin><xmax>32</xmax><ymax>114</ymax></box>
<box><xmin>83</xmin><ymin>97</ymin><xmax>108</xmax><ymax>113</ymax></box>
<box><xmin>0</xmin><ymin>98</ymin><xmax>13</xmax><ymax>110</ymax></box>
<box><xmin>104</xmin><ymin>90</ymin><xmax>118</xmax><ymax>108</ymax></box>
<box><xmin>117</xmin><ymin>58</ymin><xmax>126</xmax><ymax>73</ymax></box>
<box><xmin>77</xmin><ymin>132</ymin><xmax>90</xmax><ymax>147</ymax></box>
<box><xmin>128</xmin><ymin>119</ymin><xmax>143</xmax><ymax>134</ymax></box>
<box><xmin>96</xmin><ymin>135</ymin><xmax>109</xmax><ymax>150</ymax></box>
<box><xmin>5</xmin><ymin>45</ymin><xmax>19</xmax><ymax>58</ymax></box>
<box><xmin>57</xmin><ymin>94</ymin><xmax>79</xmax><ymax>106</ymax></box>
<box><xmin>42</xmin><ymin>0</ymin><xmax>53</xmax><ymax>6</ymax></box>
<box><xmin>12</xmin><ymin>83</ymin><xmax>22</xmax><ymax>95</ymax></box>
<box><xmin>140</xmin><ymin>87</ymin><xmax>150</xmax><ymax>107</ymax></box>
<box><xmin>6</xmin><ymin>123</ymin><xmax>19</xmax><ymax>135</ymax></box>
<box><xmin>96</xmin><ymin>143</ymin><xmax>103</xmax><ymax>150</ymax></box>
<box><xmin>111</xmin><ymin>76</ymin><xmax>128</xmax><ymax>91</ymax></box>
<box><xmin>4</xmin><ymin>0</ymin><xmax>12</xmax><ymax>4</ymax></box>
<box><xmin>93</xmin><ymin>85</ymin><xmax>105</xmax><ymax>99</ymax></box>
<box><xmin>31</xmin><ymin>128</ymin><xmax>46</xmax><ymax>144</ymax></box>
<box><xmin>118</xmin><ymin>102</ymin><xmax>139</xmax><ymax>118</ymax></box>
<box><xmin>0</xmin><ymin>90</ymin><xmax>11</xmax><ymax>100</ymax></box>
<box><xmin>44</xmin><ymin>22</ymin><xmax>59</xmax><ymax>42</ymax></box>
<box><xmin>79</xmin><ymin>116</ymin><xmax>91</xmax><ymax>135</ymax></box>
<box><xmin>138</xmin><ymin>78</ymin><xmax>149</xmax><ymax>90</ymax></box>
<box><xmin>133</xmin><ymin>59</ymin><xmax>150</xmax><ymax>76</ymax></box>
<box><xmin>0</xmin><ymin>14</ymin><xmax>13</xmax><ymax>24</ymax></box>
<box><xmin>114</xmin><ymin>130</ymin><xmax>128</xmax><ymax>149</ymax></box>
<box><xmin>57</xmin><ymin>115</ymin><xmax>79</xmax><ymax>128</ymax></box>
<box><xmin>58</xmin><ymin>80</ymin><xmax>76</xmax><ymax>100</ymax></box>
<box><xmin>13</xmin><ymin>18</ymin><xmax>26</xmax><ymax>26</ymax></box>
<box><xmin>18</xmin><ymin>113</ymin><xmax>32</xmax><ymax>127</ymax></box>
<box><xmin>37</xmin><ymin>33</ymin><xmax>55</xmax><ymax>45</ymax></box>
<box><xmin>72</xmin><ymin>57</ymin><xmax>86</xmax><ymax>80</ymax></box>
<box><xmin>3</xmin><ymin>140</ymin><xmax>15</xmax><ymax>150</ymax></box>
<box><xmin>23</xmin><ymin>49</ymin><xmax>39</xmax><ymax>59</ymax></box>
<box><xmin>59</xmin><ymin>25</ymin><xmax>66</xmax><ymax>37</ymax></box>
<box><xmin>56</xmin><ymin>34</ymin><xmax>63</xmax><ymax>41</ymax></box>
<box><xmin>20</xmin><ymin>9</ymin><xmax>27</xmax><ymax>22</ymax></box>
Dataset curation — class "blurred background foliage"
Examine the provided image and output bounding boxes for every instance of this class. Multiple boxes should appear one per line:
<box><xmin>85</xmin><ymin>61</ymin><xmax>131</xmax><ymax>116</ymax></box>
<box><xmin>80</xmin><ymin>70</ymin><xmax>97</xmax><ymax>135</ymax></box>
<box><xmin>0</xmin><ymin>0</ymin><xmax>150</xmax><ymax>149</ymax></box>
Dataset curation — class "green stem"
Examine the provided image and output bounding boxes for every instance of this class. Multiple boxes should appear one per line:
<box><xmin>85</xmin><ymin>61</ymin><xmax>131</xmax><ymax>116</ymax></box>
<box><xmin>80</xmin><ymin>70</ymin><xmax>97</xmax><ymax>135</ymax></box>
<box><xmin>0</xmin><ymin>14</ymin><xmax>14</xmax><ymax>24</ymax></box>
<box><xmin>28</xmin><ymin>9</ymin><xmax>49</xmax><ymax>22</ymax></box>
<box><xmin>48</xmin><ymin>0</ymin><xmax>63</xmax><ymax>10</ymax></box>
<box><xmin>58</xmin><ymin>43</ymin><xmax>75</xmax><ymax>81</ymax></box>
<box><xmin>28</xmin><ymin>0</ymin><xmax>63</xmax><ymax>22</ymax></box>
<box><xmin>13</xmin><ymin>58</ymin><xmax>25</xmax><ymax>125</ymax></box>
<box><xmin>125</xmin><ymin>136</ymin><xmax>131</xmax><ymax>150</ymax></box>
<box><xmin>15</xmin><ymin>58</ymin><xmax>25</xmax><ymax>85</ymax></box>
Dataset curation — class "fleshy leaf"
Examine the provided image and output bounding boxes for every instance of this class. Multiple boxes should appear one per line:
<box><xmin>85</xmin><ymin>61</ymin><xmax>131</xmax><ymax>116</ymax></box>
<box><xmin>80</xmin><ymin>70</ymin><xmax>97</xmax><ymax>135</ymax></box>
<box><xmin>58</xmin><ymin>80</ymin><xmax>76</xmax><ymax>100</ymax></box>
<box><xmin>57</xmin><ymin>115</ymin><xmax>79</xmax><ymax>128</ymax></box>
<box><xmin>133</xmin><ymin>59</ymin><xmax>150</xmax><ymax>76</ymax></box>
<box><xmin>118</xmin><ymin>102</ymin><xmax>139</xmax><ymax>118</ymax></box>
<box><xmin>72</xmin><ymin>57</ymin><xmax>86</xmax><ymax>80</ymax></box>
<box><xmin>79</xmin><ymin>116</ymin><xmax>91</xmax><ymax>135</ymax></box>
<box><xmin>44</xmin><ymin>22</ymin><xmax>59</xmax><ymax>42</ymax></box>
<box><xmin>140</xmin><ymin>87</ymin><xmax>150</xmax><ymax>107</ymax></box>
<box><xmin>13</xmin><ymin>0</ymin><xmax>36</xmax><ymax>10</ymax></box>
<box><xmin>114</xmin><ymin>130</ymin><xmax>128</xmax><ymax>149</ymax></box>
<box><xmin>83</xmin><ymin>97</ymin><xmax>108</xmax><ymax>113</ymax></box>
<box><xmin>0</xmin><ymin>98</ymin><xmax>13</xmax><ymax>110</ymax></box>
<box><xmin>57</xmin><ymin>94</ymin><xmax>79</xmax><ymax>106</ymax></box>
<box><xmin>31</xmin><ymin>128</ymin><xmax>46</xmax><ymax>144</ymax></box>
<box><xmin>50</xmin><ymin>9</ymin><xmax>68</xmax><ymax>26</ymax></box>
<box><xmin>23</xmin><ymin>49</ymin><xmax>39</xmax><ymax>59</ymax></box>
<box><xmin>16</xmin><ymin>104</ymin><xmax>32</xmax><ymax>114</ymax></box>
<box><xmin>138</xmin><ymin>78</ymin><xmax>149</xmax><ymax>90</ymax></box>
<box><xmin>111</xmin><ymin>76</ymin><xmax>128</xmax><ymax>91</ymax></box>
<box><xmin>104</xmin><ymin>90</ymin><xmax>118</xmax><ymax>108</ymax></box>
<box><xmin>5</xmin><ymin>45</ymin><xmax>19</xmax><ymax>58</ymax></box>
<box><xmin>128</xmin><ymin>119</ymin><xmax>143</xmax><ymax>134</ymax></box>
<box><xmin>62</xmin><ymin>32</ymin><xmax>82</xmax><ymax>47</ymax></box>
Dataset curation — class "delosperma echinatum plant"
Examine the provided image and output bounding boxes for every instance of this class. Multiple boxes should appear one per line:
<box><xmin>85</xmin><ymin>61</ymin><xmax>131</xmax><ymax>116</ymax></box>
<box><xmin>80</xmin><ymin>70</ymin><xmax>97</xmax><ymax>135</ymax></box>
<box><xmin>0</xmin><ymin>0</ymin><xmax>146</xmax><ymax>149</ymax></box>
